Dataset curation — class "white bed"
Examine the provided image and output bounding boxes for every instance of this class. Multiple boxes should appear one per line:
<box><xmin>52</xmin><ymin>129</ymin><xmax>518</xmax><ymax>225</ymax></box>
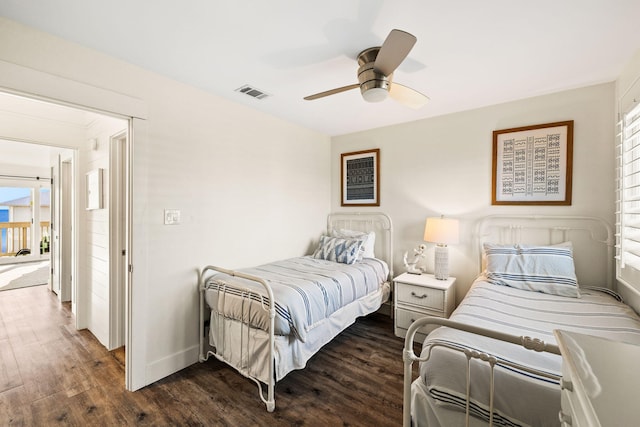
<box><xmin>199</xmin><ymin>212</ymin><xmax>393</xmax><ymax>412</ymax></box>
<box><xmin>403</xmin><ymin>215</ymin><xmax>640</xmax><ymax>426</ymax></box>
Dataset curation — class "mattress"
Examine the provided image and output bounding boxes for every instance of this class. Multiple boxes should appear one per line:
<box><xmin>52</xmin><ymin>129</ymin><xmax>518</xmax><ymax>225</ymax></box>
<box><xmin>417</xmin><ymin>278</ymin><xmax>640</xmax><ymax>427</ymax></box>
<box><xmin>204</xmin><ymin>256</ymin><xmax>389</xmax><ymax>343</ymax></box>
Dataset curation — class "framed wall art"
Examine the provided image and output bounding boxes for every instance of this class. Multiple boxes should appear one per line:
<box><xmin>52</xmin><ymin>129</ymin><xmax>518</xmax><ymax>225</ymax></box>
<box><xmin>341</xmin><ymin>148</ymin><xmax>380</xmax><ymax>206</ymax></box>
<box><xmin>86</xmin><ymin>168</ymin><xmax>103</xmax><ymax>210</ymax></box>
<box><xmin>492</xmin><ymin>121</ymin><xmax>573</xmax><ymax>205</ymax></box>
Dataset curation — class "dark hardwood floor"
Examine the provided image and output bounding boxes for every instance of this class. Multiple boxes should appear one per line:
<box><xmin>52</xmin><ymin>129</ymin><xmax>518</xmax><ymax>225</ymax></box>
<box><xmin>0</xmin><ymin>285</ymin><xmax>416</xmax><ymax>426</ymax></box>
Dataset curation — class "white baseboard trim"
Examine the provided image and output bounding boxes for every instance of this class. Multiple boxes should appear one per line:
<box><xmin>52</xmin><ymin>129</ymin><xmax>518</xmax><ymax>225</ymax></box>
<box><xmin>145</xmin><ymin>344</ymin><xmax>200</xmax><ymax>386</ymax></box>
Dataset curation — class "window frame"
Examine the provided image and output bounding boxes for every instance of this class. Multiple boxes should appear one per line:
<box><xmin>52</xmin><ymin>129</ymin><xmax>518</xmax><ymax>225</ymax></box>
<box><xmin>616</xmin><ymin>100</ymin><xmax>640</xmax><ymax>287</ymax></box>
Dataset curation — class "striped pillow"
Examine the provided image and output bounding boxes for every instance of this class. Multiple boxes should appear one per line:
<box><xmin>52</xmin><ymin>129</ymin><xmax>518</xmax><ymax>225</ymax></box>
<box><xmin>483</xmin><ymin>242</ymin><xmax>579</xmax><ymax>297</ymax></box>
<box><xmin>313</xmin><ymin>235</ymin><xmax>365</xmax><ymax>265</ymax></box>
<box><xmin>331</xmin><ymin>229</ymin><xmax>376</xmax><ymax>259</ymax></box>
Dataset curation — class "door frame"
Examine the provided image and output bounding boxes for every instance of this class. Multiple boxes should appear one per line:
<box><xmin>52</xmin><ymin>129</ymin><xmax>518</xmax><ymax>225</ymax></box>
<box><xmin>0</xmin><ymin>62</ymin><xmax>148</xmax><ymax>391</ymax></box>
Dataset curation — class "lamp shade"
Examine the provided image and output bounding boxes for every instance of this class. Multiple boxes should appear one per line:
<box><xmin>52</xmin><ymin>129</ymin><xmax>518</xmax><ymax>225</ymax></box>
<box><xmin>424</xmin><ymin>217</ymin><xmax>459</xmax><ymax>245</ymax></box>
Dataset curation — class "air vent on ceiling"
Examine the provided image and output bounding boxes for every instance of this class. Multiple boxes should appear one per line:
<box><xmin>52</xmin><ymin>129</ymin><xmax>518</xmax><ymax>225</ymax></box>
<box><xmin>235</xmin><ymin>84</ymin><xmax>270</xmax><ymax>100</ymax></box>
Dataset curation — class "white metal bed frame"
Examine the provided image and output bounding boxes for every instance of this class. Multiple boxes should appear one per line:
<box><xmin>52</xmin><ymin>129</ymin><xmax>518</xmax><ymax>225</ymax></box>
<box><xmin>198</xmin><ymin>212</ymin><xmax>393</xmax><ymax>412</ymax></box>
<box><xmin>401</xmin><ymin>215</ymin><xmax>614</xmax><ymax>427</ymax></box>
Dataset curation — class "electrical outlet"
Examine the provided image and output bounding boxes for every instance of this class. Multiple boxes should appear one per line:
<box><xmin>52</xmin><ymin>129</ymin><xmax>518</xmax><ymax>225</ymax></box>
<box><xmin>164</xmin><ymin>209</ymin><xmax>180</xmax><ymax>225</ymax></box>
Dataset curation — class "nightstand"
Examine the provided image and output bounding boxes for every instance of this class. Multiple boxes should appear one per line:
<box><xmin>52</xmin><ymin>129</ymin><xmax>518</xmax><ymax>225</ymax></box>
<box><xmin>393</xmin><ymin>272</ymin><xmax>456</xmax><ymax>342</ymax></box>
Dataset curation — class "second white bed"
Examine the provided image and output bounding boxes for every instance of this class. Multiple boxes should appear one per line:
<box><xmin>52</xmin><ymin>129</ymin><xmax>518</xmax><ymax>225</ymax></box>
<box><xmin>412</xmin><ymin>277</ymin><xmax>640</xmax><ymax>427</ymax></box>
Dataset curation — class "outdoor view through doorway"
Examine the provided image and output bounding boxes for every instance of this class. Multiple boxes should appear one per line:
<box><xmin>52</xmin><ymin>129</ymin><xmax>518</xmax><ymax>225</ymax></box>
<box><xmin>0</xmin><ymin>185</ymin><xmax>51</xmax><ymax>291</ymax></box>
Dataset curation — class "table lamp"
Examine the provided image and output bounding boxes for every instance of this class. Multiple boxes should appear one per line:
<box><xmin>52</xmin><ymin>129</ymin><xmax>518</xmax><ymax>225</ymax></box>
<box><xmin>424</xmin><ymin>216</ymin><xmax>459</xmax><ymax>280</ymax></box>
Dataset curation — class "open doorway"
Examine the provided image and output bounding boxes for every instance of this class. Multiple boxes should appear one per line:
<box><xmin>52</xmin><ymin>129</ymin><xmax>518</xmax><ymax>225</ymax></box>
<box><xmin>0</xmin><ymin>91</ymin><xmax>131</xmax><ymax>381</ymax></box>
<box><xmin>0</xmin><ymin>185</ymin><xmax>48</xmax><ymax>258</ymax></box>
<box><xmin>0</xmin><ymin>181</ymin><xmax>52</xmax><ymax>292</ymax></box>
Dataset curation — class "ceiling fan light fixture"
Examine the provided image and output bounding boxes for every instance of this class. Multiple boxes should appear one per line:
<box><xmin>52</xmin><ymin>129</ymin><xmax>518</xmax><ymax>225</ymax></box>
<box><xmin>358</xmin><ymin>62</ymin><xmax>390</xmax><ymax>103</ymax></box>
<box><xmin>362</xmin><ymin>86</ymin><xmax>388</xmax><ymax>103</ymax></box>
<box><xmin>303</xmin><ymin>29</ymin><xmax>429</xmax><ymax>108</ymax></box>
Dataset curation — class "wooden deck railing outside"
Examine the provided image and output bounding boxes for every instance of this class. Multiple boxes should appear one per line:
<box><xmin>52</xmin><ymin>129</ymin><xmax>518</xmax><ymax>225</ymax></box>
<box><xmin>0</xmin><ymin>221</ymin><xmax>51</xmax><ymax>257</ymax></box>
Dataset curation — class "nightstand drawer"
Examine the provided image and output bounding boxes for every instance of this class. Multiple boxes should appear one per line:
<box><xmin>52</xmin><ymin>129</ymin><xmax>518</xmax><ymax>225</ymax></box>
<box><xmin>396</xmin><ymin>283</ymin><xmax>444</xmax><ymax>311</ymax></box>
<box><xmin>396</xmin><ymin>308</ymin><xmax>440</xmax><ymax>335</ymax></box>
<box><xmin>393</xmin><ymin>273</ymin><xmax>456</xmax><ymax>340</ymax></box>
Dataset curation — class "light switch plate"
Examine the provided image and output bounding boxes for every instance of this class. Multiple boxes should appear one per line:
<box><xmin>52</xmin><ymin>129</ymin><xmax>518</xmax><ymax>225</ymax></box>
<box><xmin>164</xmin><ymin>209</ymin><xmax>180</xmax><ymax>225</ymax></box>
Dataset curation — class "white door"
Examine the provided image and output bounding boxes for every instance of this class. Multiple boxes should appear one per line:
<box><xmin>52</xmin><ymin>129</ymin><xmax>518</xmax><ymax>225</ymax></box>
<box><xmin>50</xmin><ymin>156</ymin><xmax>73</xmax><ymax>301</ymax></box>
<box><xmin>51</xmin><ymin>160</ymin><xmax>61</xmax><ymax>295</ymax></box>
<box><xmin>109</xmin><ymin>131</ymin><xmax>127</xmax><ymax>349</ymax></box>
<box><xmin>60</xmin><ymin>159</ymin><xmax>72</xmax><ymax>302</ymax></box>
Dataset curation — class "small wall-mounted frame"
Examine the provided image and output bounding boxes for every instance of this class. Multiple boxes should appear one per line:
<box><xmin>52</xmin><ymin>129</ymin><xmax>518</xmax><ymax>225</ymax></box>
<box><xmin>86</xmin><ymin>168</ymin><xmax>103</xmax><ymax>210</ymax></box>
<box><xmin>492</xmin><ymin>120</ymin><xmax>573</xmax><ymax>205</ymax></box>
<box><xmin>341</xmin><ymin>148</ymin><xmax>380</xmax><ymax>206</ymax></box>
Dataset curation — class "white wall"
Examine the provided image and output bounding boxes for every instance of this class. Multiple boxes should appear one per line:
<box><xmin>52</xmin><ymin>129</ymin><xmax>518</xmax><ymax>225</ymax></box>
<box><xmin>617</xmin><ymin>49</ymin><xmax>640</xmax><ymax>114</ymax></box>
<box><xmin>134</xmin><ymin>67</ymin><xmax>331</xmax><ymax>385</ymax></box>
<box><xmin>0</xmin><ymin>18</ymin><xmax>331</xmax><ymax>388</ymax></box>
<box><xmin>332</xmin><ymin>83</ymin><xmax>616</xmax><ymax>301</ymax></box>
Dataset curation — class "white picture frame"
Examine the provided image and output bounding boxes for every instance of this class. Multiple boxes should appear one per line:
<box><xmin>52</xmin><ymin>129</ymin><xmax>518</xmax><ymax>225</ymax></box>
<box><xmin>86</xmin><ymin>168</ymin><xmax>103</xmax><ymax>210</ymax></box>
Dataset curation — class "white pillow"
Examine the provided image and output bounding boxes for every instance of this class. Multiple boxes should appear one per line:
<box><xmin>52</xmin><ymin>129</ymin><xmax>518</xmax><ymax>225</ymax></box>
<box><xmin>312</xmin><ymin>235</ymin><xmax>365</xmax><ymax>265</ymax></box>
<box><xmin>483</xmin><ymin>242</ymin><xmax>579</xmax><ymax>298</ymax></box>
<box><xmin>331</xmin><ymin>229</ymin><xmax>376</xmax><ymax>259</ymax></box>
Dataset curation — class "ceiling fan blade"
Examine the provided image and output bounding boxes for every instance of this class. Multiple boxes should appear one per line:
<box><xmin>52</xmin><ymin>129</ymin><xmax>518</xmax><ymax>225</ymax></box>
<box><xmin>374</xmin><ymin>29</ymin><xmax>417</xmax><ymax>76</ymax></box>
<box><xmin>304</xmin><ymin>84</ymin><xmax>359</xmax><ymax>100</ymax></box>
<box><xmin>389</xmin><ymin>83</ymin><xmax>429</xmax><ymax>109</ymax></box>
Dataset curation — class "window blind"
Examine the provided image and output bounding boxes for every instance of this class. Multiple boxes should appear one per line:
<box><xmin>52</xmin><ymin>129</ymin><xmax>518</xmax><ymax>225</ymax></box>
<box><xmin>618</xmin><ymin>101</ymin><xmax>640</xmax><ymax>275</ymax></box>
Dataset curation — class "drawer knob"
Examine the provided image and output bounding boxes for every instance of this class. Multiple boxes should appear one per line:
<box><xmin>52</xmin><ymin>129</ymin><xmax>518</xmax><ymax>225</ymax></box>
<box><xmin>411</xmin><ymin>291</ymin><xmax>428</xmax><ymax>299</ymax></box>
<box><xmin>560</xmin><ymin>378</ymin><xmax>573</xmax><ymax>392</ymax></box>
<box><xmin>558</xmin><ymin>411</ymin><xmax>572</xmax><ymax>425</ymax></box>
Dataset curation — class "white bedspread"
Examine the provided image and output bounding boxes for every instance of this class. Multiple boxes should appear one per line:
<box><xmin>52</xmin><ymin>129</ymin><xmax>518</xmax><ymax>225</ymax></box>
<box><xmin>204</xmin><ymin>256</ymin><xmax>388</xmax><ymax>343</ymax></box>
<box><xmin>418</xmin><ymin>278</ymin><xmax>640</xmax><ymax>426</ymax></box>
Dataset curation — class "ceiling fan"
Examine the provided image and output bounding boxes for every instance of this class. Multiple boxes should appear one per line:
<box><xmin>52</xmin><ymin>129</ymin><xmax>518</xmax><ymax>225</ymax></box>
<box><xmin>303</xmin><ymin>29</ymin><xmax>429</xmax><ymax>109</ymax></box>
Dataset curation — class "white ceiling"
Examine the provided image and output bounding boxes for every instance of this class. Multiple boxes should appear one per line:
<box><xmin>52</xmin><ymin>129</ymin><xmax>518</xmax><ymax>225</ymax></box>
<box><xmin>0</xmin><ymin>92</ymin><xmax>95</xmax><ymax>167</ymax></box>
<box><xmin>0</xmin><ymin>138</ymin><xmax>57</xmax><ymax>168</ymax></box>
<box><xmin>2</xmin><ymin>0</ymin><xmax>640</xmax><ymax>136</ymax></box>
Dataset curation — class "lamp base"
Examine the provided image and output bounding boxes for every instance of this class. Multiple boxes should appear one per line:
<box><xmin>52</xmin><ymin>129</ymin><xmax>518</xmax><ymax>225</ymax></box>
<box><xmin>433</xmin><ymin>245</ymin><xmax>449</xmax><ymax>280</ymax></box>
